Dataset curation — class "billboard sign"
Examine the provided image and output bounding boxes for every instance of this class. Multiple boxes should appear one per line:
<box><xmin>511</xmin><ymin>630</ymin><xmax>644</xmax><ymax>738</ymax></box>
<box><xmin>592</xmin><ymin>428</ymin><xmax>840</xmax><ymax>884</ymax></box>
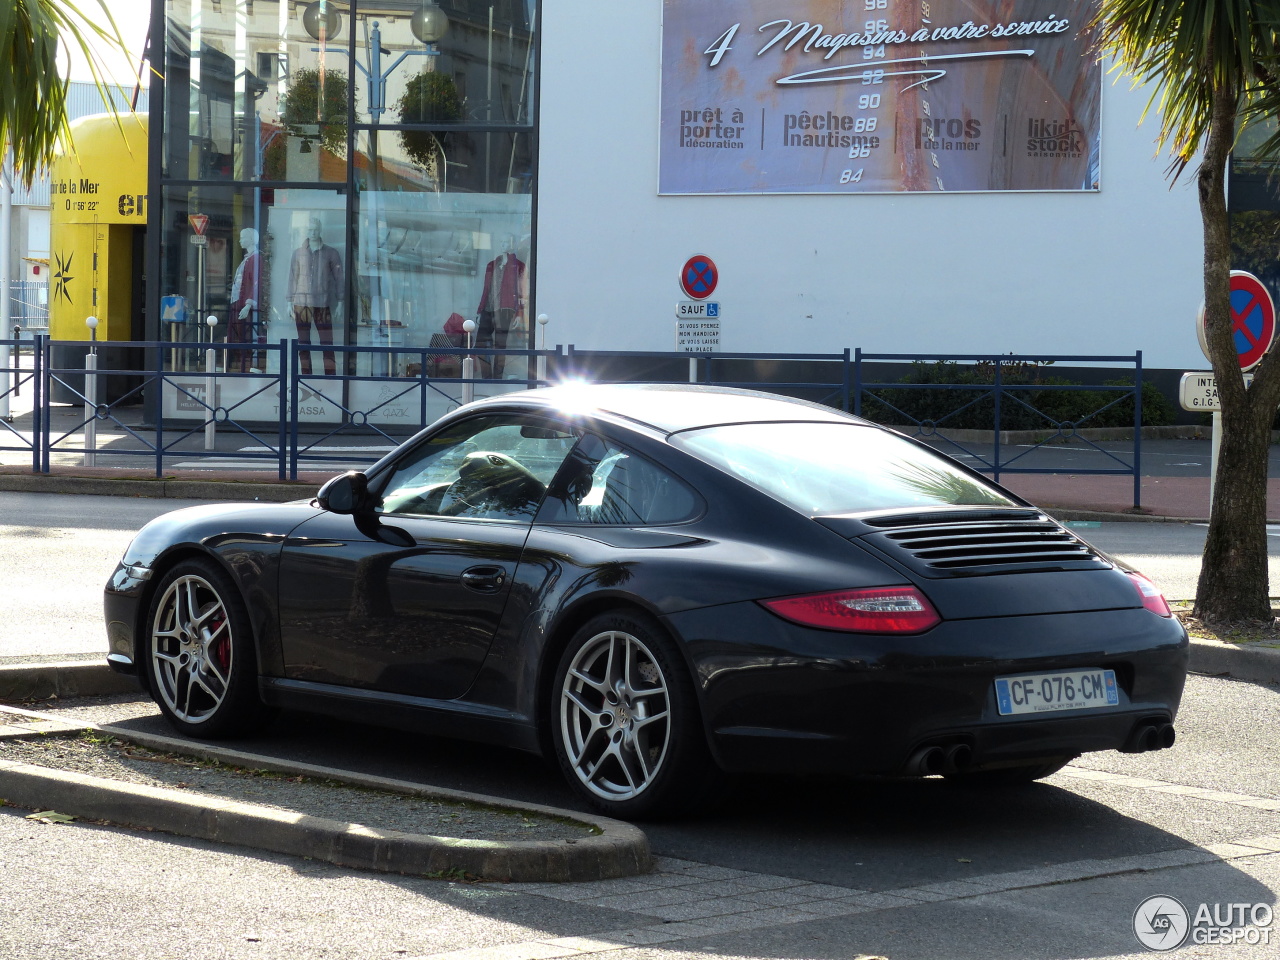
<box><xmin>659</xmin><ymin>0</ymin><xmax>1101</xmax><ymax>195</ymax></box>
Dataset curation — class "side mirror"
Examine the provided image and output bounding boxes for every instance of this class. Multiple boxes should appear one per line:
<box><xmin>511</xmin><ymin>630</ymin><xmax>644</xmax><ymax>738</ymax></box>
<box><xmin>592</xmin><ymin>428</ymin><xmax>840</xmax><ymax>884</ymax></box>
<box><xmin>317</xmin><ymin>471</ymin><xmax>371</xmax><ymax>515</ymax></box>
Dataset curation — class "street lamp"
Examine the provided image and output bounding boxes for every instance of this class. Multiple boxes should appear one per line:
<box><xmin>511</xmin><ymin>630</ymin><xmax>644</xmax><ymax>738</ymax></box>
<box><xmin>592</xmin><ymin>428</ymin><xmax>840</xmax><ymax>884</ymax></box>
<box><xmin>300</xmin><ymin>2</ymin><xmax>450</xmax><ymax>376</ymax></box>
<box><xmin>411</xmin><ymin>4</ymin><xmax>449</xmax><ymax>46</ymax></box>
<box><xmin>300</xmin><ymin>1</ymin><xmax>449</xmax><ymax>123</ymax></box>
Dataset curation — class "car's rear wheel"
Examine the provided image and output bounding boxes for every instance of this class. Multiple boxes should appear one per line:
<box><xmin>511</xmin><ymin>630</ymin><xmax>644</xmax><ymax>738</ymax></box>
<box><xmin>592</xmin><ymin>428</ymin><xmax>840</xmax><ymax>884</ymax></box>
<box><xmin>944</xmin><ymin>756</ymin><xmax>1074</xmax><ymax>786</ymax></box>
<box><xmin>551</xmin><ymin>610</ymin><xmax>720</xmax><ymax>819</ymax></box>
<box><xmin>145</xmin><ymin>559</ymin><xmax>270</xmax><ymax>738</ymax></box>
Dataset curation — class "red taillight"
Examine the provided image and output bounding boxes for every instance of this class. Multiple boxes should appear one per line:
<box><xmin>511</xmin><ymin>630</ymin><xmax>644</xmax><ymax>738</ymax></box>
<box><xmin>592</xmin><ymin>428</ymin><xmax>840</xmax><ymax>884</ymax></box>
<box><xmin>1126</xmin><ymin>572</ymin><xmax>1173</xmax><ymax>617</ymax></box>
<box><xmin>762</xmin><ymin>586</ymin><xmax>940</xmax><ymax>634</ymax></box>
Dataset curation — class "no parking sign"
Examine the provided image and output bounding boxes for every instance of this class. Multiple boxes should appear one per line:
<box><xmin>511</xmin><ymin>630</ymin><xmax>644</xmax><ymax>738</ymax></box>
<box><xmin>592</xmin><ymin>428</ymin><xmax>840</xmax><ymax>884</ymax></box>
<box><xmin>679</xmin><ymin>255</ymin><xmax>718</xmax><ymax>300</ymax></box>
<box><xmin>1198</xmin><ymin>271</ymin><xmax>1277</xmax><ymax>371</ymax></box>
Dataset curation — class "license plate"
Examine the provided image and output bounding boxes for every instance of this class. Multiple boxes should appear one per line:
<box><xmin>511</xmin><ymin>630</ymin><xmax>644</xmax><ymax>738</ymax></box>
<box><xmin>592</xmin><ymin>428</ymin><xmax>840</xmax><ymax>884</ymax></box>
<box><xmin>995</xmin><ymin>669</ymin><xmax>1119</xmax><ymax>716</ymax></box>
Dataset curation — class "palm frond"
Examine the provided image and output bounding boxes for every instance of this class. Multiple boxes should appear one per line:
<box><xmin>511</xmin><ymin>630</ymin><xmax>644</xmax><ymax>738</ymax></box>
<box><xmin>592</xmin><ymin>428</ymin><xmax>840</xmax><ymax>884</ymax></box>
<box><xmin>0</xmin><ymin>0</ymin><xmax>131</xmax><ymax>188</ymax></box>
<box><xmin>1092</xmin><ymin>0</ymin><xmax>1280</xmax><ymax>175</ymax></box>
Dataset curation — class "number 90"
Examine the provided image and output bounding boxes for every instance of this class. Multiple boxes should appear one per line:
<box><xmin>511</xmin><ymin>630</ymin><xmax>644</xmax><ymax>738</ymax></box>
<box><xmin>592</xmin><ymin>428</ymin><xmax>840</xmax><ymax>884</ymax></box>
<box><xmin>858</xmin><ymin>94</ymin><xmax>882</xmax><ymax>110</ymax></box>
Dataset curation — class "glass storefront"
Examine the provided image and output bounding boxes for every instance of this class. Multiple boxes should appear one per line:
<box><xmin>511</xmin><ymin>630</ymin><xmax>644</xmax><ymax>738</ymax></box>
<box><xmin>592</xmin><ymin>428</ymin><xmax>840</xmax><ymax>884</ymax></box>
<box><xmin>155</xmin><ymin>0</ymin><xmax>537</xmax><ymax>375</ymax></box>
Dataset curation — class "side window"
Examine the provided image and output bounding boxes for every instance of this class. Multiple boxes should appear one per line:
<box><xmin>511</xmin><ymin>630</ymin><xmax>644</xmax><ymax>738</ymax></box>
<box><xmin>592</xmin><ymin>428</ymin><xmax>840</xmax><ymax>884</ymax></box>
<box><xmin>377</xmin><ymin>417</ymin><xmax>578</xmax><ymax>521</ymax></box>
<box><xmin>541</xmin><ymin>435</ymin><xmax>699</xmax><ymax>526</ymax></box>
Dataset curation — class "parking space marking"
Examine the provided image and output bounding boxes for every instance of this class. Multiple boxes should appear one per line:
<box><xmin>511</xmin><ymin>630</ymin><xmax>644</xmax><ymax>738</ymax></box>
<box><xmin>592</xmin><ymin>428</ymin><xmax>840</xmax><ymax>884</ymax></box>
<box><xmin>1057</xmin><ymin>765</ymin><xmax>1280</xmax><ymax>811</ymax></box>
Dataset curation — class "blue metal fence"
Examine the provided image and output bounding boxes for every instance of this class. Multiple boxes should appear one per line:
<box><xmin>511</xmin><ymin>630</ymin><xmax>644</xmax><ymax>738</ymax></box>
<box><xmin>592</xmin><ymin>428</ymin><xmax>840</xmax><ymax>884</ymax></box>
<box><xmin>0</xmin><ymin>336</ymin><xmax>1146</xmax><ymax>507</ymax></box>
<box><xmin>853</xmin><ymin>351</ymin><xmax>1144</xmax><ymax>509</ymax></box>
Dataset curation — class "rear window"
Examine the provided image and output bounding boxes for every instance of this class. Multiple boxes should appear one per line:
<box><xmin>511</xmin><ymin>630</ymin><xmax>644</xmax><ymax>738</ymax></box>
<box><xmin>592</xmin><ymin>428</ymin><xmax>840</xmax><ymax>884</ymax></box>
<box><xmin>673</xmin><ymin>422</ymin><xmax>1016</xmax><ymax>516</ymax></box>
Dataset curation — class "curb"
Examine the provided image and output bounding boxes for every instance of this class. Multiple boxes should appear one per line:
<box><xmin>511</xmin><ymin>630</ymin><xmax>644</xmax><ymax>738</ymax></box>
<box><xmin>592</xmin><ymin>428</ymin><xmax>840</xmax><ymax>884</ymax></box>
<box><xmin>1188</xmin><ymin>637</ymin><xmax>1280</xmax><ymax>686</ymax></box>
<box><xmin>0</xmin><ymin>473</ymin><xmax>318</xmax><ymax>503</ymax></box>
<box><xmin>1045</xmin><ymin>508</ymin><xmax>1206</xmax><ymax>524</ymax></box>
<box><xmin>0</xmin><ymin>710</ymin><xmax>652</xmax><ymax>884</ymax></box>
<box><xmin>0</xmin><ymin>661</ymin><xmax>142</xmax><ymax>701</ymax></box>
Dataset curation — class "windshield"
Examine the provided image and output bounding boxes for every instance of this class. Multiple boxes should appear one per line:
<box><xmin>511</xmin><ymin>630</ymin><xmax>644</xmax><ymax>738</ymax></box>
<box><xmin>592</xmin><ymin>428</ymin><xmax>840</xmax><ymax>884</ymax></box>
<box><xmin>674</xmin><ymin>422</ymin><xmax>1017</xmax><ymax>516</ymax></box>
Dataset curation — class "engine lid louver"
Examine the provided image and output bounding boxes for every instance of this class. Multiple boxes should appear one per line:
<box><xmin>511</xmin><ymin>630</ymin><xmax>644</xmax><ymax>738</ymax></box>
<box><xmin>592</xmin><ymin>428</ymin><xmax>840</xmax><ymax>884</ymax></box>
<box><xmin>858</xmin><ymin>511</ymin><xmax>1108</xmax><ymax>578</ymax></box>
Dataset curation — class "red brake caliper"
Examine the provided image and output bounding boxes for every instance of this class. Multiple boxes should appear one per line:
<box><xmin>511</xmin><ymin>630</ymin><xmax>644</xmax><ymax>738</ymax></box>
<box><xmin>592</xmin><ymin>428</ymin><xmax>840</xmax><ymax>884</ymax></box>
<box><xmin>209</xmin><ymin>613</ymin><xmax>231</xmax><ymax>672</ymax></box>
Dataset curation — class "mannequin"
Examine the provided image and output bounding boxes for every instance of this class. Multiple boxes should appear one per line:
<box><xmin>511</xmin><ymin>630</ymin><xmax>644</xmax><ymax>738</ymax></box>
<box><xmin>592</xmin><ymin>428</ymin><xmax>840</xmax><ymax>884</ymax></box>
<box><xmin>228</xmin><ymin>227</ymin><xmax>262</xmax><ymax>372</ymax></box>
<box><xmin>288</xmin><ymin>217</ymin><xmax>344</xmax><ymax>376</ymax></box>
<box><xmin>475</xmin><ymin>236</ymin><xmax>526</xmax><ymax>376</ymax></box>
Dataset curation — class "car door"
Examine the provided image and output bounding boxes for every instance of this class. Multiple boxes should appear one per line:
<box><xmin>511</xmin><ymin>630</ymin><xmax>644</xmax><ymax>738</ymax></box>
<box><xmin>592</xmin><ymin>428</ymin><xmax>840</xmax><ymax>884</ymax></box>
<box><xmin>277</xmin><ymin>414</ymin><xmax>579</xmax><ymax>701</ymax></box>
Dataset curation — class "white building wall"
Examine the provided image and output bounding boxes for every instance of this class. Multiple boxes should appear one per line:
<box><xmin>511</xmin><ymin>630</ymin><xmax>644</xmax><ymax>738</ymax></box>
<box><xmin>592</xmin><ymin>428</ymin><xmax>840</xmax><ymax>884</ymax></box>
<box><xmin>535</xmin><ymin>5</ymin><xmax>1204</xmax><ymax>370</ymax></box>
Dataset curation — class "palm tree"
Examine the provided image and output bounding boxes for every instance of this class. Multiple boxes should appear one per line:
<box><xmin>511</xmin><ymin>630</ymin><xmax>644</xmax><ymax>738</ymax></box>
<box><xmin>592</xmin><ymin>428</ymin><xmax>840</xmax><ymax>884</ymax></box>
<box><xmin>1094</xmin><ymin>1</ymin><xmax>1280</xmax><ymax>623</ymax></box>
<box><xmin>1</xmin><ymin>0</ymin><xmax>128</xmax><ymax>187</ymax></box>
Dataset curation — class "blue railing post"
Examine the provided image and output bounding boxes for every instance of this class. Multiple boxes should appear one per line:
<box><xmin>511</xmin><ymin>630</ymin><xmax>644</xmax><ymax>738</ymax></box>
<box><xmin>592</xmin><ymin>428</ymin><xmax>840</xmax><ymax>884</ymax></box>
<box><xmin>853</xmin><ymin>348</ymin><xmax>862</xmax><ymax>417</ymax></box>
<box><xmin>32</xmin><ymin>335</ymin><xmax>44</xmax><ymax>473</ymax></box>
<box><xmin>41</xmin><ymin>336</ymin><xmax>52</xmax><ymax>473</ymax></box>
<box><xmin>277</xmin><ymin>342</ymin><xmax>288</xmax><ymax>481</ymax></box>
<box><xmin>289</xmin><ymin>340</ymin><xmax>300</xmax><ymax>481</ymax></box>
<box><xmin>1134</xmin><ymin>351</ymin><xmax>1143</xmax><ymax>510</ymax></box>
<box><xmin>419</xmin><ymin>347</ymin><xmax>429</xmax><ymax>424</ymax></box>
<box><xmin>154</xmin><ymin>338</ymin><xmax>166</xmax><ymax>478</ymax></box>
<box><xmin>993</xmin><ymin>358</ymin><xmax>1003</xmax><ymax>484</ymax></box>
<box><xmin>841</xmin><ymin>348</ymin><xmax>851</xmax><ymax>412</ymax></box>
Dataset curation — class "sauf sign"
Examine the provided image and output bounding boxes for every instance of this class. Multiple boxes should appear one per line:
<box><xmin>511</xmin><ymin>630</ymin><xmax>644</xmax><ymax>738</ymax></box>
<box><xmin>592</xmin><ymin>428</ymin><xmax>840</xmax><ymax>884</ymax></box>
<box><xmin>659</xmin><ymin>0</ymin><xmax>1101</xmax><ymax>194</ymax></box>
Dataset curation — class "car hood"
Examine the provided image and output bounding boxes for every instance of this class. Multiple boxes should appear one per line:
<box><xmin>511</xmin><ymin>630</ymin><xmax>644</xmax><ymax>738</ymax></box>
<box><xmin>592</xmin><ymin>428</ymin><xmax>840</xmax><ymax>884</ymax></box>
<box><xmin>121</xmin><ymin>501</ymin><xmax>324</xmax><ymax>568</ymax></box>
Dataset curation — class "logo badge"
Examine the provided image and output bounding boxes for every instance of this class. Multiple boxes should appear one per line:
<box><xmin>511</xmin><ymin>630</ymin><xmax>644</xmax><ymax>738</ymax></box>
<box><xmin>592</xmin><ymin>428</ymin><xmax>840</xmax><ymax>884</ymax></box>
<box><xmin>1133</xmin><ymin>895</ymin><xmax>1190</xmax><ymax>951</ymax></box>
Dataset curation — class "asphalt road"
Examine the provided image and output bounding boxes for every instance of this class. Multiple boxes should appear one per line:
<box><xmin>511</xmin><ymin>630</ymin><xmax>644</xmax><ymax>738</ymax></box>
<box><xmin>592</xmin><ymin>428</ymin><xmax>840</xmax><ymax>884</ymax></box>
<box><xmin>0</xmin><ymin>493</ymin><xmax>209</xmax><ymax>660</ymax></box>
<box><xmin>1068</xmin><ymin>521</ymin><xmax>1280</xmax><ymax>602</ymax></box>
<box><xmin>21</xmin><ymin>672</ymin><xmax>1280</xmax><ymax>960</ymax></box>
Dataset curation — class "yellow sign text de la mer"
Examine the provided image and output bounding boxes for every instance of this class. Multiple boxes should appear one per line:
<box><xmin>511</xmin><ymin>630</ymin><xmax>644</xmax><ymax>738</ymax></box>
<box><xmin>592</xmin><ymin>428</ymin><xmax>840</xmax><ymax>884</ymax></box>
<box><xmin>49</xmin><ymin>114</ymin><xmax>149</xmax><ymax>342</ymax></box>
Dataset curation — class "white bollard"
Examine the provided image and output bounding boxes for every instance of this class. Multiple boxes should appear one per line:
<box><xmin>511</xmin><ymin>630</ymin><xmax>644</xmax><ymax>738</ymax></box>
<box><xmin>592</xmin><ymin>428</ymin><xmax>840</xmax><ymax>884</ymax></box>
<box><xmin>0</xmin><ymin>341</ymin><xmax>10</xmax><ymax>422</ymax></box>
<box><xmin>205</xmin><ymin>315</ymin><xmax>218</xmax><ymax>450</ymax></box>
<box><xmin>536</xmin><ymin>313</ymin><xmax>549</xmax><ymax>383</ymax></box>
<box><xmin>83</xmin><ymin>316</ymin><xmax>98</xmax><ymax>467</ymax></box>
<box><xmin>462</xmin><ymin>319</ymin><xmax>477</xmax><ymax>404</ymax></box>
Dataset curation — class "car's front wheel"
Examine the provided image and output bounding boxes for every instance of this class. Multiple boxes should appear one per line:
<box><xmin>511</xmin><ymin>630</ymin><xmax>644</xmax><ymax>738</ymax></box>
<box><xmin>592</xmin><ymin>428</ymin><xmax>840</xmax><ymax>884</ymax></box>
<box><xmin>145</xmin><ymin>558</ymin><xmax>270</xmax><ymax>738</ymax></box>
<box><xmin>551</xmin><ymin>610</ymin><xmax>720</xmax><ymax>819</ymax></box>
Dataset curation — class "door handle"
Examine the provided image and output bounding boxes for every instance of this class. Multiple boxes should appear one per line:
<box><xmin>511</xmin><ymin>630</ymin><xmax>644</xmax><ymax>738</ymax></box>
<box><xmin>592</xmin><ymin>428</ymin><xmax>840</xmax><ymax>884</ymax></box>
<box><xmin>461</xmin><ymin>565</ymin><xmax>507</xmax><ymax>592</ymax></box>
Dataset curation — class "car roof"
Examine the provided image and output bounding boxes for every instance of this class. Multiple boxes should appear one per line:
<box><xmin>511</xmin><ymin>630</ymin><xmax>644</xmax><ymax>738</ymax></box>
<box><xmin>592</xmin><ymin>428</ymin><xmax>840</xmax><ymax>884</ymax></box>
<box><xmin>478</xmin><ymin>383</ymin><xmax>863</xmax><ymax>433</ymax></box>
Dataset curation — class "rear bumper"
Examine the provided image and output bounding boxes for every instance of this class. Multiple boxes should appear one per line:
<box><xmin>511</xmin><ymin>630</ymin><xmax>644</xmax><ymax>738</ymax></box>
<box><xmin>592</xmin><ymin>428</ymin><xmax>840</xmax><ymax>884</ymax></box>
<box><xmin>666</xmin><ymin>602</ymin><xmax>1189</xmax><ymax>776</ymax></box>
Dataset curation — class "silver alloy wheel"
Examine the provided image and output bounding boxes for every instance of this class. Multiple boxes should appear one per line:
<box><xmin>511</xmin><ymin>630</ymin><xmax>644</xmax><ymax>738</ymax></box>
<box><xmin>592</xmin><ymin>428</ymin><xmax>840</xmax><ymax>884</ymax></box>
<box><xmin>150</xmin><ymin>574</ymin><xmax>234</xmax><ymax>724</ymax></box>
<box><xmin>559</xmin><ymin>629</ymin><xmax>672</xmax><ymax>801</ymax></box>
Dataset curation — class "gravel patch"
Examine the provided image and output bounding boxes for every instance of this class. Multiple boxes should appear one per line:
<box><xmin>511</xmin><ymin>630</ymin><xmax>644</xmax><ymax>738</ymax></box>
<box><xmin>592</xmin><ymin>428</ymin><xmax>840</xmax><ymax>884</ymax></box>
<box><xmin>0</xmin><ymin>732</ymin><xmax>597</xmax><ymax>844</ymax></box>
<box><xmin>15</xmin><ymin>693</ymin><xmax>160</xmax><ymax>725</ymax></box>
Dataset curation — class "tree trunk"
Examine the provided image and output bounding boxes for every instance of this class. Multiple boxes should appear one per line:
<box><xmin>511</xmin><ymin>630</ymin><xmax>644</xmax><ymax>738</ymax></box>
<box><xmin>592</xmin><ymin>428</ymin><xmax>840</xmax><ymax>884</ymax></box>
<box><xmin>1194</xmin><ymin>81</ymin><xmax>1280</xmax><ymax>623</ymax></box>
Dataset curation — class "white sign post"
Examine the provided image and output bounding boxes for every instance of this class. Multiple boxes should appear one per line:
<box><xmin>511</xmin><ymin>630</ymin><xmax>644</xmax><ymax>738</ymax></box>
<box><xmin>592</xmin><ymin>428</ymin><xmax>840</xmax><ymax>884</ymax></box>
<box><xmin>676</xmin><ymin>302</ymin><xmax>721</xmax><ymax>382</ymax></box>
<box><xmin>1180</xmin><ymin>371</ymin><xmax>1254</xmax><ymax>508</ymax></box>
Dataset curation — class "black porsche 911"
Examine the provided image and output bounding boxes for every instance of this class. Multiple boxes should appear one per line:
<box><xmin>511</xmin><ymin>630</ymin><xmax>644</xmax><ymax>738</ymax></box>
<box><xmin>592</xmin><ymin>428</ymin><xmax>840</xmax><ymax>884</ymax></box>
<box><xmin>104</xmin><ymin>383</ymin><xmax>1188</xmax><ymax>818</ymax></box>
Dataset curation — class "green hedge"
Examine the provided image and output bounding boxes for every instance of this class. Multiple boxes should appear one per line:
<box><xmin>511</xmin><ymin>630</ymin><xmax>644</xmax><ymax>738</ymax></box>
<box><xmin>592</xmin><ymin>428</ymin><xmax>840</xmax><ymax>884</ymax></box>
<box><xmin>858</xmin><ymin>360</ymin><xmax>1176</xmax><ymax>431</ymax></box>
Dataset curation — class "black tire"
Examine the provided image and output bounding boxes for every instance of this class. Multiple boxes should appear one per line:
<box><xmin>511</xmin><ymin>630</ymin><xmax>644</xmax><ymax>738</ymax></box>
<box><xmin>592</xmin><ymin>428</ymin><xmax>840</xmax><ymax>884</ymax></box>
<box><xmin>550</xmin><ymin>609</ymin><xmax>722</xmax><ymax>819</ymax></box>
<box><xmin>144</xmin><ymin>558</ymin><xmax>271</xmax><ymax>738</ymax></box>
<box><xmin>944</xmin><ymin>756</ymin><xmax>1075</xmax><ymax>786</ymax></box>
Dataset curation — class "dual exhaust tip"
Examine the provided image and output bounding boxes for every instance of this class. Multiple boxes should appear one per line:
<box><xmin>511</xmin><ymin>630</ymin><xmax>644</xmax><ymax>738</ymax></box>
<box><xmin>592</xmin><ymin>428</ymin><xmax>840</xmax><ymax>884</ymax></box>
<box><xmin>905</xmin><ymin>720</ymin><xmax>1176</xmax><ymax>775</ymax></box>
<box><xmin>1121</xmin><ymin>720</ymin><xmax>1176</xmax><ymax>754</ymax></box>
<box><xmin>905</xmin><ymin>742</ymin><xmax>971</xmax><ymax>777</ymax></box>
